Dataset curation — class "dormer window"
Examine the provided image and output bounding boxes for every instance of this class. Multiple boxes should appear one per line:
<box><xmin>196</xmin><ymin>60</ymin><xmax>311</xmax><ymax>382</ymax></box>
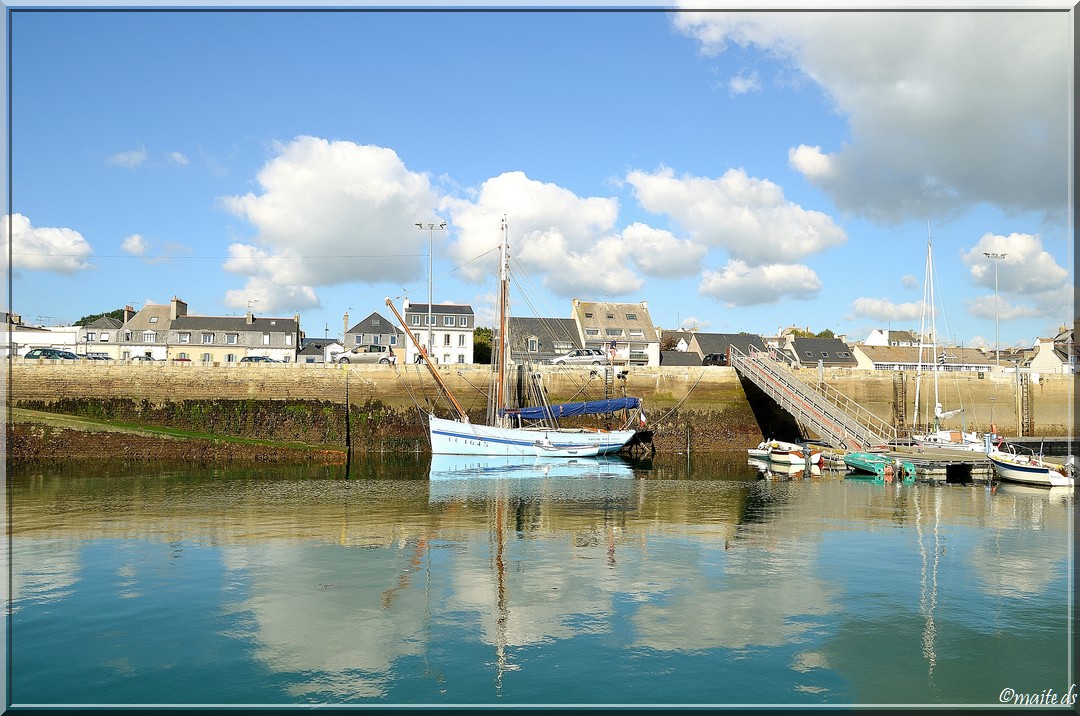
<box><xmin>149</xmin><ymin>316</ymin><xmax>158</xmax><ymax>323</ymax></box>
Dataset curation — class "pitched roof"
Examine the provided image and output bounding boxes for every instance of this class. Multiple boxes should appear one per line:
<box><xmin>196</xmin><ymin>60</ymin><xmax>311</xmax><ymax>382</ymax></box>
<box><xmin>171</xmin><ymin>315</ymin><xmax>299</xmax><ymax>332</ymax></box>
<box><xmin>660</xmin><ymin>350</ymin><xmax>702</xmax><ymax>366</ymax></box>
<box><xmin>856</xmin><ymin>344</ymin><xmax>991</xmax><ymax>366</ymax></box>
<box><xmin>124</xmin><ymin>303</ymin><xmax>173</xmax><ymax>330</ymax></box>
<box><xmin>789</xmin><ymin>337</ymin><xmax>859</xmax><ymax>366</ymax></box>
<box><xmin>85</xmin><ymin>316</ymin><xmax>123</xmax><ymax>329</ymax></box>
<box><xmin>346</xmin><ymin>311</ymin><xmax>403</xmax><ymax>335</ymax></box>
<box><xmin>571</xmin><ymin>300</ymin><xmax>659</xmax><ymax>342</ymax></box>
<box><xmin>693</xmin><ymin>332</ymin><xmax>767</xmax><ymax>355</ymax></box>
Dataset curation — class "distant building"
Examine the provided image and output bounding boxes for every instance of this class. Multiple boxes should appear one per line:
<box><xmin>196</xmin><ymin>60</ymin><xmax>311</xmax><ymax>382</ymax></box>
<box><xmin>402</xmin><ymin>302</ymin><xmax>475</xmax><ymax>365</ymax></box>
<box><xmin>342</xmin><ymin>311</ymin><xmax>404</xmax><ymax>352</ymax></box>
<box><xmin>570</xmin><ymin>299</ymin><xmax>660</xmax><ymax>366</ymax></box>
<box><xmin>863</xmin><ymin>329</ymin><xmax>919</xmax><ymax>347</ymax></box>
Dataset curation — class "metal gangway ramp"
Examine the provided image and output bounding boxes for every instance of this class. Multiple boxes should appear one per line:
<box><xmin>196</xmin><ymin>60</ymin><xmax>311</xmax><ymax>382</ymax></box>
<box><xmin>729</xmin><ymin>346</ymin><xmax>896</xmax><ymax>451</ymax></box>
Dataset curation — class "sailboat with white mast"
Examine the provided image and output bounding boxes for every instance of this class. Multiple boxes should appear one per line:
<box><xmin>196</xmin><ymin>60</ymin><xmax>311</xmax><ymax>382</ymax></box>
<box><xmin>386</xmin><ymin>217</ymin><xmax>644</xmax><ymax>457</ymax></box>
<box><xmin>911</xmin><ymin>225</ymin><xmax>986</xmax><ymax>452</ymax></box>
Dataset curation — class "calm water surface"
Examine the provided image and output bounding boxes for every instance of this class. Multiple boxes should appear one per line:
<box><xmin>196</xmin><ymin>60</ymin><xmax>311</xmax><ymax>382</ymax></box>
<box><xmin>7</xmin><ymin>453</ymin><xmax>1074</xmax><ymax>708</ymax></box>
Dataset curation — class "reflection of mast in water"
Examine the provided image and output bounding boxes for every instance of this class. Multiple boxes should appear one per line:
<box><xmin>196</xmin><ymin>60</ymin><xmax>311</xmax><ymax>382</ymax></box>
<box><xmin>491</xmin><ymin>482</ymin><xmax>514</xmax><ymax>694</ymax></box>
<box><xmin>913</xmin><ymin>486</ymin><xmax>940</xmax><ymax>681</ymax></box>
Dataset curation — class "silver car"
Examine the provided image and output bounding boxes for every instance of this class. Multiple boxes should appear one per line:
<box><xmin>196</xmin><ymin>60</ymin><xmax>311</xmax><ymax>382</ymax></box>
<box><xmin>336</xmin><ymin>344</ymin><xmax>397</xmax><ymax>364</ymax></box>
<box><xmin>550</xmin><ymin>348</ymin><xmax>607</xmax><ymax>366</ymax></box>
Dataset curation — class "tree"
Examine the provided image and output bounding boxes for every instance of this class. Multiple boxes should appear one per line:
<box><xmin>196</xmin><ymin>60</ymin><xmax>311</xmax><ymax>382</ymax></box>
<box><xmin>75</xmin><ymin>309</ymin><xmax>126</xmax><ymax>326</ymax></box>
<box><xmin>473</xmin><ymin>327</ymin><xmax>493</xmax><ymax>364</ymax></box>
<box><xmin>660</xmin><ymin>334</ymin><xmax>679</xmax><ymax>351</ymax></box>
<box><xmin>815</xmin><ymin>328</ymin><xmax>835</xmax><ymax>339</ymax></box>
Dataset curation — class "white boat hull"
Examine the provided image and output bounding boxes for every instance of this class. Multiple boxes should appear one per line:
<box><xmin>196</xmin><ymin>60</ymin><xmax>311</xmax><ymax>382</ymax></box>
<box><xmin>429</xmin><ymin>415</ymin><xmax>636</xmax><ymax>456</ymax></box>
<box><xmin>765</xmin><ymin>440</ymin><xmax>823</xmax><ymax>466</ymax></box>
<box><xmin>988</xmin><ymin>451</ymin><xmax>1074</xmax><ymax>487</ymax></box>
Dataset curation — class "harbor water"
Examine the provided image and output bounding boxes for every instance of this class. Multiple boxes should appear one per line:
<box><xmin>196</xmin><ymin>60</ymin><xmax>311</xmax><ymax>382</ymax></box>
<box><xmin>7</xmin><ymin>453</ymin><xmax>1074</xmax><ymax>708</ymax></box>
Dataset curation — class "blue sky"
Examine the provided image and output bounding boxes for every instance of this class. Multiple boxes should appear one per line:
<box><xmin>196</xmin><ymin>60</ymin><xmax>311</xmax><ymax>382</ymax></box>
<box><xmin>5</xmin><ymin>3</ymin><xmax>1074</xmax><ymax>351</ymax></box>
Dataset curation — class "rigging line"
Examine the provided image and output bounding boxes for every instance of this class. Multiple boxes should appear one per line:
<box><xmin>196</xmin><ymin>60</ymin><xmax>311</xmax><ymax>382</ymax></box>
<box><xmin>650</xmin><ymin>368</ymin><xmax>709</xmax><ymax>428</ymax></box>
<box><xmin>391</xmin><ymin>364</ymin><xmax>433</xmax><ymax>426</ymax></box>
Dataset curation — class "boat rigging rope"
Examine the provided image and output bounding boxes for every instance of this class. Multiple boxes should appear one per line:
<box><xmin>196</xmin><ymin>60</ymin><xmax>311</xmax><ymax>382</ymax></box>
<box><xmin>649</xmin><ymin>368</ymin><xmax>709</xmax><ymax>428</ymax></box>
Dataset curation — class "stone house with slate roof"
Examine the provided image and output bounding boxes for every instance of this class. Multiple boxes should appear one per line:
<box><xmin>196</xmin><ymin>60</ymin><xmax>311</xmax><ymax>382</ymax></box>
<box><xmin>170</xmin><ymin>310</ymin><xmax>300</xmax><ymax>363</ymax></box>
<box><xmin>77</xmin><ymin>316</ymin><xmax>124</xmax><ymax>358</ymax></box>
<box><xmin>570</xmin><ymin>299</ymin><xmax>660</xmax><ymax>366</ymax></box>
<box><xmin>782</xmin><ymin>336</ymin><xmax>859</xmax><ymax>369</ymax></box>
<box><xmin>342</xmin><ymin>311</ymin><xmax>404</xmax><ymax>353</ymax></box>
<box><xmin>504</xmin><ymin>317</ymin><xmax>581</xmax><ymax>365</ymax></box>
<box><xmin>863</xmin><ymin>329</ymin><xmax>919</xmax><ymax>347</ymax></box>
<box><xmin>401</xmin><ymin>302</ymin><xmax>474</xmax><ymax>366</ymax></box>
<box><xmin>119</xmin><ymin>298</ymin><xmax>187</xmax><ymax>360</ymax></box>
<box><xmin>1027</xmin><ymin>325</ymin><xmax>1075</xmax><ymax>374</ymax></box>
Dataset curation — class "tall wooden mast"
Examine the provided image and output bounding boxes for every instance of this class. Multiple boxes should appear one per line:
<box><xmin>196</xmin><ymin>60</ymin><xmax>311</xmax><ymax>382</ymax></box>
<box><xmin>494</xmin><ymin>217</ymin><xmax>510</xmax><ymax>423</ymax></box>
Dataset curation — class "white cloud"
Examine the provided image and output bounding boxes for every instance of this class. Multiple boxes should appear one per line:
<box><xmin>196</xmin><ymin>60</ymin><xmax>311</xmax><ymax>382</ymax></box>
<box><xmin>168</xmin><ymin>151</ymin><xmax>189</xmax><ymax>166</ymax></box>
<box><xmin>121</xmin><ymin>234</ymin><xmax>148</xmax><ymax>256</ymax></box>
<box><xmin>621</xmin><ymin>222</ymin><xmax>706</xmax><ymax>278</ymax></box>
<box><xmin>626</xmin><ymin>166</ymin><xmax>846</xmax><ymax>265</ymax></box>
<box><xmin>223</xmin><ymin>277</ymin><xmax>319</xmax><ymax>314</ymax></box>
<box><xmin>698</xmin><ymin>260</ymin><xmax>821</xmax><ymax>306</ymax></box>
<box><xmin>679</xmin><ymin>316</ymin><xmax>710</xmax><ymax>331</ymax></box>
<box><xmin>728</xmin><ymin>70</ymin><xmax>761</xmax><ymax>95</ymax></box>
<box><xmin>4</xmin><ymin>213</ymin><xmax>93</xmax><ymax>274</ymax></box>
<box><xmin>219</xmin><ymin>136</ymin><xmax>439</xmax><ymax>312</ymax></box>
<box><xmin>106</xmin><ymin>146</ymin><xmax>147</xmax><ymax>168</ymax></box>
<box><xmin>961</xmin><ymin>232</ymin><xmax>1069</xmax><ymax>296</ymax></box>
<box><xmin>673</xmin><ymin>10</ymin><xmax>1069</xmax><ymax>224</ymax></box>
<box><xmin>848</xmin><ymin>296</ymin><xmax>924</xmax><ymax>323</ymax></box>
<box><xmin>901</xmin><ymin>274</ymin><xmax>919</xmax><ymax>289</ymax></box>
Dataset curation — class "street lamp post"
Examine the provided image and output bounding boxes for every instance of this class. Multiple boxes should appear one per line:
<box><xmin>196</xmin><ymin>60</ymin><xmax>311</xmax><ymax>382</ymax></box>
<box><xmin>983</xmin><ymin>252</ymin><xmax>1006</xmax><ymax>367</ymax></box>
<box><xmin>415</xmin><ymin>221</ymin><xmax>447</xmax><ymax>362</ymax></box>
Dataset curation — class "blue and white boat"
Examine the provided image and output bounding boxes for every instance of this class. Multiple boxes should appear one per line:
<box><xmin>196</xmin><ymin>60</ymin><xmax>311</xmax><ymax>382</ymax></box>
<box><xmin>389</xmin><ymin>217</ymin><xmax>646</xmax><ymax>458</ymax></box>
<box><xmin>987</xmin><ymin>447</ymin><xmax>1074</xmax><ymax>488</ymax></box>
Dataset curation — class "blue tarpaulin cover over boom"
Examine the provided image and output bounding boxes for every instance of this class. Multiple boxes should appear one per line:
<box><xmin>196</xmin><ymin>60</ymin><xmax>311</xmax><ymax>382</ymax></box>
<box><xmin>499</xmin><ymin>397</ymin><xmax>640</xmax><ymax>420</ymax></box>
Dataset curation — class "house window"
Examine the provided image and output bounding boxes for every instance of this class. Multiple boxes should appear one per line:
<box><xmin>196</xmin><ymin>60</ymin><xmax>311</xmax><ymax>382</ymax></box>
<box><xmin>821</xmin><ymin>352</ymin><xmax>830</xmax><ymax>358</ymax></box>
<box><xmin>804</xmin><ymin>351</ymin><xmax>814</xmax><ymax>358</ymax></box>
<box><xmin>285</xmin><ymin>334</ymin><xmax>292</xmax><ymax>346</ymax></box>
<box><xmin>372</xmin><ymin>335</ymin><xmax>380</xmax><ymax>345</ymax></box>
<box><xmin>225</xmin><ymin>353</ymin><xmax>237</xmax><ymax>363</ymax></box>
<box><xmin>839</xmin><ymin>351</ymin><xmax>851</xmax><ymax>358</ymax></box>
<box><xmin>124</xmin><ymin>330</ymin><xmax>132</xmax><ymax>341</ymax></box>
<box><xmin>606</xmin><ymin>313</ymin><xmax>615</xmax><ymax>319</ymax></box>
<box><xmin>149</xmin><ymin>316</ymin><xmax>158</xmax><ymax>323</ymax></box>
<box><xmin>459</xmin><ymin>334</ymin><xmax>466</xmax><ymax>347</ymax></box>
<box><xmin>263</xmin><ymin>334</ymin><xmax>270</xmax><ymax>346</ymax></box>
<box><xmin>629</xmin><ymin>329</ymin><xmax>644</xmax><ymax>338</ymax></box>
<box><xmin>443</xmin><ymin>316</ymin><xmax>454</xmax><ymax>326</ymax></box>
<box><xmin>201</xmin><ymin>353</ymin><xmax>211</xmax><ymax>362</ymax></box>
<box><xmin>442</xmin><ymin>353</ymin><xmax>450</xmax><ymax>365</ymax></box>
<box><xmin>626</xmin><ymin>313</ymin><xmax>637</xmax><ymax>321</ymax></box>
<box><xmin>412</xmin><ymin>315</ymin><xmax>421</xmax><ymax>326</ymax></box>
<box><xmin>444</xmin><ymin>334</ymin><xmax>451</xmax><ymax>346</ymax></box>
<box><xmin>459</xmin><ymin>317</ymin><xmax>469</xmax><ymax>328</ymax></box>
<box><xmin>605</xmin><ymin>328</ymin><xmax>623</xmax><ymax>337</ymax></box>
<box><xmin>585</xmin><ymin>329</ymin><xmax>600</xmax><ymax>337</ymax></box>
<box><xmin>178</xmin><ymin>352</ymin><xmax>189</xmax><ymax>360</ymax></box>
<box><xmin>142</xmin><ymin>331</ymin><xmax>156</xmax><ymax>343</ymax></box>
<box><xmin>86</xmin><ymin>332</ymin><xmax>96</xmax><ymax>341</ymax></box>
<box><xmin>179</xmin><ymin>333</ymin><xmax>190</xmax><ymax>344</ymax></box>
<box><xmin>389</xmin><ymin>335</ymin><xmax>397</xmax><ymax>346</ymax></box>
<box><xmin>584</xmin><ymin>312</ymin><xmax>593</xmax><ymax>318</ymax></box>
<box><xmin>528</xmin><ymin>337</ymin><xmax>539</xmax><ymax>352</ymax></box>
<box><xmin>226</xmin><ymin>334</ymin><xmax>238</xmax><ymax>345</ymax></box>
<box><xmin>372</xmin><ymin>318</ymin><xmax>380</xmax><ymax>326</ymax></box>
<box><xmin>553</xmin><ymin>341</ymin><xmax>572</xmax><ymax>352</ymax></box>
<box><xmin>100</xmin><ymin>332</ymin><xmax>110</xmax><ymax>341</ymax></box>
<box><xmin>457</xmin><ymin>354</ymin><xmax>465</xmax><ymax>364</ymax></box>
<box><xmin>202</xmin><ymin>333</ymin><xmax>214</xmax><ymax>344</ymax></box>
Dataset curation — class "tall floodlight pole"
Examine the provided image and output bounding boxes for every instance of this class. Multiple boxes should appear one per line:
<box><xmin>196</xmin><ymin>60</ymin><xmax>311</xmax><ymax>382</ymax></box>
<box><xmin>984</xmin><ymin>252</ymin><xmax>1006</xmax><ymax>366</ymax></box>
<box><xmin>415</xmin><ymin>221</ymin><xmax>447</xmax><ymax>362</ymax></box>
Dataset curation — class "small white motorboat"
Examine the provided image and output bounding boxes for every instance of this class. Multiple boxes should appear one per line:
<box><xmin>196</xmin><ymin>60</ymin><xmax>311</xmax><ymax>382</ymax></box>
<box><xmin>987</xmin><ymin>447</ymin><xmax>1074</xmax><ymax>488</ymax></box>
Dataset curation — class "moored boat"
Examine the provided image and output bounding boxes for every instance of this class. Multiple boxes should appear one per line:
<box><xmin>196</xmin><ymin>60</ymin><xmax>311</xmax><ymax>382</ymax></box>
<box><xmin>388</xmin><ymin>217</ymin><xmax>645</xmax><ymax>458</ymax></box>
<box><xmin>747</xmin><ymin>441</ymin><xmax>771</xmax><ymax>459</ymax></box>
<box><xmin>844</xmin><ymin>452</ymin><xmax>916</xmax><ymax>480</ymax></box>
<box><xmin>987</xmin><ymin>448</ymin><xmax>1074</xmax><ymax>488</ymax></box>
<box><xmin>766</xmin><ymin>440</ymin><xmax>823</xmax><ymax>466</ymax></box>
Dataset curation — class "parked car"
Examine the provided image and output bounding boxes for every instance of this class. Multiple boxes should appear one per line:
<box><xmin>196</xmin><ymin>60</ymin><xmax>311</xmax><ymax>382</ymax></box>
<box><xmin>703</xmin><ymin>352</ymin><xmax>728</xmax><ymax>366</ymax></box>
<box><xmin>239</xmin><ymin>355</ymin><xmax>280</xmax><ymax>363</ymax></box>
<box><xmin>336</xmin><ymin>344</ymin><xmax>396</xmax><ymax>364</ymax></box>
<box><xmin>23</xmin><ymin>348</ymin><xmax>80</xmax><ymax>360</ymax></box>
<box><xmin>550</xmin><ymin>348</ymin><xmax>607</xmax><ymax>366</ymax></box>
<box><xmin>130</xmin><ymin>355</ymin><xmax>159</xmax><ymax>361</ymax></box>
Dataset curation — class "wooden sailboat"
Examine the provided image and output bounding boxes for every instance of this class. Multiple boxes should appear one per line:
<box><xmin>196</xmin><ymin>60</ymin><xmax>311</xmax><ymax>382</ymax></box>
<box><xmin>386</xmin><ymin>217</ymin><xmax>643</xmax><ymax>457</ymax></box>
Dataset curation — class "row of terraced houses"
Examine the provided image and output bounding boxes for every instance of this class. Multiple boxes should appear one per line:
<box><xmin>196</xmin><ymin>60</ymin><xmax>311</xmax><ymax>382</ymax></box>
<box><xmin>5</xmin><ymin>296</ymin><xmax>1076</xmax><ymax>374</ymax></box>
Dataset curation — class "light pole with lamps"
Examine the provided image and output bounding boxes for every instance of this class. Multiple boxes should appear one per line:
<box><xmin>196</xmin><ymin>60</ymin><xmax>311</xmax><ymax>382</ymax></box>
<box><xmin>415</xmin><ymin>221</ymin><xmax>446</xmax><ymax>363</ymax></box>
<box><xmin>983</xmin><ymin>251</ymin><xmax>1006</xmax><ymax>366</ymax></box>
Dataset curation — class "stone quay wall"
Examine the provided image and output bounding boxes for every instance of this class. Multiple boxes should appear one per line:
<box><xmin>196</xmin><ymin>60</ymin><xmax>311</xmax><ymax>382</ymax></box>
<box><xmin>7</xmin><ymin>361</ymin><xmax>1072</xmax><ymax>453</ymax></box>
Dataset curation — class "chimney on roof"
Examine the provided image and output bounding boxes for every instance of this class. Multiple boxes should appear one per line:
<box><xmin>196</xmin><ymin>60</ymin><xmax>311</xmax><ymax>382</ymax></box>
<box><xmin>124</xmin><ymin>305</ymin><xmax>134</xmax><ymax>323</ymax></box>
<box><xmin>170</xmin><ymin>296</ymin><xmax>187</xmax><ymax>321</ymax></box>
<box><xmin>343</xmin><ymin>311</ymin><xmax>349</xmax><ymax>345</ymax></box>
